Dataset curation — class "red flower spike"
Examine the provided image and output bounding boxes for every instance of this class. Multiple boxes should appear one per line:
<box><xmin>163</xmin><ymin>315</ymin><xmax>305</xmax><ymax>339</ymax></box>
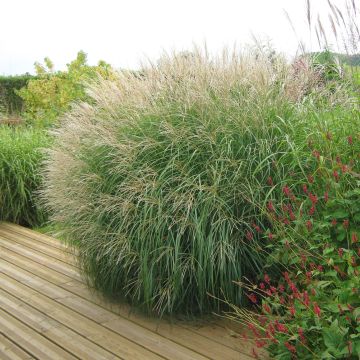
<box><xmin>333</xmin><ymin>170</ymin><xmax>339</xmax><ymax>182</ymax></box>
<box><xmin>279</xmin><ymin>296</ymin><xmax>285</xmax><ymax>304</ymax></box>
<box><xmin>347</xmin><ymin>341</ymin><xmax>353</xmax><ymax>355</ymax></box>
<box><xmin>312</xmin><ymin>150</ymin><xmax>320</xmax><ymax>159</ymax></box>
<box><xmin>246</xmin><ymin>293</ymin><xmax>257</xmax><ymax>304</ymax></box>
<box><xmin>324</xmin><ymin>191</ymin><xmax>329</xmax><ymax>203</ymax></box>
<box><xmin>298</xmin><ymin>327</ymin><xmax>306</xmax><ymax>342</ymax></box>
<box><xmin>267</xmin><ymin>177</ymin><xmax>274</xmax><ymax>186</ymax></box>
<box><xmin>338</xmin><ymin>248</ymin><xmax>344</xmax><ymax>258</ymax></box>
<box><xmin>313</xmin><ymin>302</ymin><xmax>321</xmax><ymax>317</ymax></box>
<box><xmin>306</xmin><ymin>220</ymin><xmax>312</xmax><ymax>231</ymax></box>
<box><xmin>268</xmin><ymin>232</ymin><xmax>274</xmax><ymax>240</ymax></box>
<box><xmin>264</xmin><ymin>274</ymin><xmax>271</xmax><ymax>284</ymax></box>
<box><xmin>309</xmin><ymin>193</ymin><xmax>318</xmax><ymax>204</ymax></box>
<box><xmin>278</xmin><ymin>284</ymin><xmax>285</xmax><ymax>292</ymax></box>
<box><xmin>284</xmin><ymin>342</ymin><xmax>296</xmax><ymax>354</ymax></box>
<box><xmin>267</xmin><ymin>201</ymin><xmax>275</xmax><ymax>212</ymax></box>
<box><xmin>317</xmin><ymin>265</ymin><xmax>323</xmax><ymax>272</ymax></box>
<box><xmin>282</xmin><ymin>186</ymin><xmax>291</xmax><ymax>197</ymax></box>
<box><xmin>308</xmin><ymin>175</ymin><xmax>314</xmax><ymax>184</ymax></box>
<box><xmin>309</xmin><ymin>205</ymin><xmax>315</xmax><ymax>216</ymax></box>
<box><xmin>348</xmin><ymin>136</ymin><xmax>353</xmax><ymax>145</ymax></box>
<box><xmin>289</xmin><ymin>210</ymin><xmax>296</xmax><ymax>221</ymax></box>
<box><xmin>343</xmin><ymin>219</ymin><xmax>350</xmax><ymax>230</ymax></box>
<box><xmin>351</xmin><ymin>233</ymin><xmax>358</xmax><ymax>243</ymax></box>
<box><xmin>259</xmin><ymin>282</ymin><xmax>265</xmax><ymax>290</ymax></box>
<box><xmin>331</xmin><ymin>219</ymin><xmax>337</xmax><ymax>226</ymax></box>
<box><xmin>246</xmin><ymin>231</ymin><xmax>253</xmax><ymax>241</ymax></box>
<box><xmin>306</xmin><ymin>271</ymin><xmax>312</xmax><ymax>281</ymax></box>
<box><xmin>263</xmin><ymin>303</ymin><xmax>271</xmax><ymax>314</ymax></box>
<box><xmin>303</xmin><ymin>184</ymin><xmax>308</xmax><ymax>194</ymax></box>
<box><xmin>275</xmin><ymin>321</ymin><xmax>288</xmax><ymax>333</ymax></box>
<box><xmin>336</xmin><ymin>156</ymin><xmax>341</xmax><ymax>164</ymax></box>
<box><xmin>289</xmin><ymin>306</ymin><xmax>296</xmax><ymax>316</ymax></box>
<box><xmin>311</xmin><ymin>288</ymin><xmax>316</xmax><ymax>296</ymax></box>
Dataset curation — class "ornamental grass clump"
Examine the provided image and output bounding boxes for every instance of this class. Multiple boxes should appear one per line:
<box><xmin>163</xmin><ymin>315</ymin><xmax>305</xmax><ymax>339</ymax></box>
<box><xmin>0</xmin><ymin>126</ymin><xmax>49</xmax><ymax>226</ymax></box>
<box><xmin>42</xmin><ymin>48</ymin><xmax>325</xmax><ymax>315</ymax></box>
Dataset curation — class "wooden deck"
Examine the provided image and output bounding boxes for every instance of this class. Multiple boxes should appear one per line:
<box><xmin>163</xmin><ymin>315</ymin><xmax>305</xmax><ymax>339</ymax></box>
<box><xmin>0</xmin><ymin>222</ymin><xmax>259</xmax><ymax>360</ymax></box>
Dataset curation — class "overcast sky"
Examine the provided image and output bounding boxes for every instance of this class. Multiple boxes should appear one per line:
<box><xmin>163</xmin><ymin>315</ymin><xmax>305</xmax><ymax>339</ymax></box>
<box><xmin>0</xmin><ymin>0</ymin><xmax>344</xmax><ymax>75</ymax></box>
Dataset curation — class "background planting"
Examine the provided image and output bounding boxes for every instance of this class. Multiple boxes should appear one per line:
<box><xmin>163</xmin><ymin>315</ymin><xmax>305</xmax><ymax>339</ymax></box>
<box><xmin>0</xmin><ymin>126</ymin><xmax>50</xmax><ymax>227</ymax></box>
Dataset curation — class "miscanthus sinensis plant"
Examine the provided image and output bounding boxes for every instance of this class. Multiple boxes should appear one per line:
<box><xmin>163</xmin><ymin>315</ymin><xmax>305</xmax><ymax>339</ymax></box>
<box><xmin>41</xmin><ymin>47</ymin><xmax>342</xmax><ymax>315</ymax></box>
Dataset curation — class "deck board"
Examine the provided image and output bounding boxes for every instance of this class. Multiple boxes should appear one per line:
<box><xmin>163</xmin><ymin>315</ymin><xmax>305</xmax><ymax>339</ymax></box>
<box><xmin>0</xmin><ymin>222</ymin><xmax>258</xmax><ymax>359</ymax></box>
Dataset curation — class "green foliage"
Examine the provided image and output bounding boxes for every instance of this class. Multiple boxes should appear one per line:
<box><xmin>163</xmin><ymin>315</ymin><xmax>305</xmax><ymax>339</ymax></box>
<box><xmin>16</xmin><ymin>51</ymin><xmax>115</xmax><ymax>127</ymax></box>
<box><xmin>0</xmin><ymin>74</ymin><xmax>35</xmax><ymax>114</ymax></box>
<box><xmin>41</xmin><ymin>49</ymin><xmax>329</xmax><ymax>315</ymax></box>
<box><xmin>0</xmin><ymin>126</ymin><xmax>50</xmax><ymax>227</ymax></box>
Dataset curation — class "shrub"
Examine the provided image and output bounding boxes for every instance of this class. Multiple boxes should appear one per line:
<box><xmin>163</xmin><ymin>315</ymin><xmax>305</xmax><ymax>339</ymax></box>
<box><xmin>0</xmin><ymin>126</ymin><xmax>50</xmax><ymax>227</ymax></box>
<box><xmin>0</xmin><ymin>74</ymin><xmax>35</xmax><ymax>114</ymax></box>
<box><xmin>228</xmin><ymin>108</ymin><xmax>360</xmax><ymax>359</ymax></box>
<box><xmin>16</xmin><ymin>51</ymin><xmax>115</xmax><ymax>127</ymax></box>
<box><xmin>41</xmin><ymin>48</ymin><xmax>338</xmax><ymax>315</ymax></box>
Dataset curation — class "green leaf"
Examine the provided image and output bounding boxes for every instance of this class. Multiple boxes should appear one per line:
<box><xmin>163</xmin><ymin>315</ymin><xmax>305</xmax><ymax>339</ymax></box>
<box><xmin>322</xmin><ymin>320</ymin><xmax>347</xmax><ymax>352</ymax></box>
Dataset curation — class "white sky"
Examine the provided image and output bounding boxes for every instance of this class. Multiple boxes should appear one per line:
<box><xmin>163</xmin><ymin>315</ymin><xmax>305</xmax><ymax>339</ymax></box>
<box><xmin>0</xmin><ymin>0</ymin><xmax>345</xmax><ymax>75</ymax></box>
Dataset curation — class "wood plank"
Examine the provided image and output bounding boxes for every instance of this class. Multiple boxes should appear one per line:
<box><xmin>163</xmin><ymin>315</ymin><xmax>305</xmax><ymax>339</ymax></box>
<box><xmin>0</xmin><ymin>271</ymin><xmax>164</xmax><ymax>360</ymax></box>
<box><xmin>1</xmin><ymin>245</ymin><xmax>252</xmax><ymax>359</ymax></box>
<box><xmin>1</xmin><ymin>222</ymin><xmax>64</xmax><ymax>248</ymax></box>
<box><xmin>0</xmin><ymin>289</ymin><xmax>120</xmax><ymax>360</ymax></box>
<box><xmin>0</xmin><ymin>333</ymin><xmax>34</xmax><ymax>360</ymax></box>
<box><xmin>0</xmin><ymin>228</ymin><xmax>76</xmax><ymax>267</ymax></box>
<box><xmin>0</xmin><ymin>308</ymin><xmax>76</xmax><ymax>360</ymax></box>
<box><xmin>0</xmin><ymin>236</ymin><xmax>81</xmax><ymax>281</ymax></box>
